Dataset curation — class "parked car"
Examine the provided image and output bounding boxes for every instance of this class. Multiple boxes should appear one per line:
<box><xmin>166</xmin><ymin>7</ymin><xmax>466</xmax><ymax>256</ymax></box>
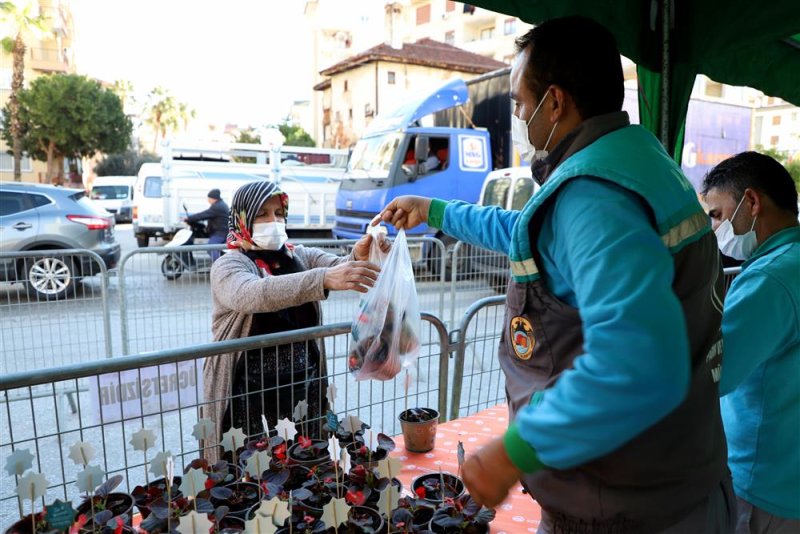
<box><xmin>90</xmin><ymin>175</ymin><xmax>136</xmax><ymax>223</ymax></box>
<box><xmin>0</xmin><ymin>182</ymin><xmax>121</xmax><ymax>300</ymax></box>
<box><xmin>467</xmin><ymin>167</ymin><xmax>539</xmax><ymax>292</ymax></box>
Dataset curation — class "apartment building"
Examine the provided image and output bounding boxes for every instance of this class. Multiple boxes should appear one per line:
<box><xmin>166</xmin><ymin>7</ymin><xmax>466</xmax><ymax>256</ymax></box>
<box><xmin>1</xmin><ymin>0</ymin><xmax>76</xmax><ymax>183</ymax></box>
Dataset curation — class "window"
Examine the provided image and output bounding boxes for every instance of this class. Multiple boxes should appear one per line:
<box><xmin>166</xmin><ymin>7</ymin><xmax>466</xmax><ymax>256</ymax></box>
<box><xmin>445</xmin><ymin>31</ymin><xmax>455</xmax><ymax>45</ymax></box>
<box><xmin>344</xmin><ymin>80</ymin><xmax>349</xmax><ymax>92</ymax></box>
<box><xmin>705</xmin><ymin>80</ymin><xmax>723</xmax><ymax>97</ymax></box>
<box><xmin>446</xmin><ymin>1</ymin><xmax>456</xmax><ymax>12</ymax></box>
<box><xmin>482</xmin><ymin>178</ymin><xmax>510</xmax><ymax>207</ymax></box>
<box><xmin>348</xmin><ymin>108</ymin><xmax>353</xmax><ymax>119</ymax></box>
<box><xmin>511</xmin><ymin>178</ymin><xmax>534</xmax><ymax>210</ymax></box>
<box><xmin>92</xmin><ymin>185</ymin><xmax>130</xmax><ymax>200</ymax></box>
<box><xmin>772</xmin><ymin>115</ymin><xmax>781</xmax><ymax>126</ymax></box>
<box><xmin>480</xmin><ymin>27</ymin><xmax>494</xmax><ymax>40</ymax></box>
<box><xmin>388</xmin><ymin>71</ymin><xmax>396</xmax><ymax>85</ymax></box>
<box><xmin>0</xmin><ymin>153</ymin><xmax>33</xmax><ymax>172</ymax></box>
<box><xmin>770</xmin><ymin>135</ymin><xmax>779</xmax><ymax>146</ymax></box>
<box><xmin>0</xmin><ymin>192</ymin><xmax>26</xmax><ymax>216</ymax></box>
<box><xmin>28</xmin><ymin>194</ymin><xmax>52</xmax><ymax>208</ymax></box>
<box><xmin>143</xmin><ymin>176</ymin><xmax>163</xmax><ymax>198</ymax></box>
<box><xmin>416</xmin><ymin>4</ymin><xmax>431</xmax><ymax>25</ymax></box>
<box><xmin>504</xmin><ymin>18</ymin><xmax>516</xmax><ymax>35</ymax></box>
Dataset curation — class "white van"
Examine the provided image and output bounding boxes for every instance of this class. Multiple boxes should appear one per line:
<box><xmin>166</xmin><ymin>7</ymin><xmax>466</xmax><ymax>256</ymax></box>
<box><xmin>468</xmin><ymin>167</ymin><xmax>539</xmax><ymax>290</ymax></box>
<box><xmin>133</xmin><ymin>161</ymin><xmax>340</xmax><ymax>247</ymax></box>
<box><xmin>90</xmin><ymin>176</ymin><xmax>137</xmax><ymax>223</ymax></box>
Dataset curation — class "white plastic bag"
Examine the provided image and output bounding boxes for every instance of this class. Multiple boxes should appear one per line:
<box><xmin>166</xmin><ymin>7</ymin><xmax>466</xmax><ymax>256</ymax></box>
<box><xmin>349</xmin><ymin>228</ymin><xmax>421</xmax><ymax>381</ymax></box>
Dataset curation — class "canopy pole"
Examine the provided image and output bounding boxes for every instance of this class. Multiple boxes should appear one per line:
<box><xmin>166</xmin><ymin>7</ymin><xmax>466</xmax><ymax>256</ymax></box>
<box><xmin>659</xmin><ymin>0</ymin><xmax>671</xmax><ymax>148</ymax></box>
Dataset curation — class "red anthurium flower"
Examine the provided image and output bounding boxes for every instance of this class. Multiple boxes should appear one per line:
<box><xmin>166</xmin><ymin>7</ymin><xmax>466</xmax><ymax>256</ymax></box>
<box><xmin>113</xmin><ymin>517</ymin><xmax>123</xmax><ymax>534</ymax></box>
<box><xmin>273</xmin><ymin>443</ymin><xmax>287</xmax><ymax>460</ymax></box>
<box><xmin>415</xmin><ymin>486</ymin><xmax>426</xmax><ymax>499</ymax></box>
<box><xmin>346</xmin><ymin>489</ymin><xmax>366</xmax><ymax>506</ymax></box>
<box><xmin>359</xmin><ymin>445</ymin><xmax>368</xmax><ymax>455</ymax></box>
<box><xmin>298</xmin><ymin>435</ymin><xmax>312</xmax><ymax>449</ymax></box>
<box><xmin>304</xmin><ymin>515</ymin><xmax>315</xmax><ymax>524</ymax></box>
<box><xmin>204</xmin><ymin>478</ymin><xmax>215</xmax><ymax>490</ymax></box>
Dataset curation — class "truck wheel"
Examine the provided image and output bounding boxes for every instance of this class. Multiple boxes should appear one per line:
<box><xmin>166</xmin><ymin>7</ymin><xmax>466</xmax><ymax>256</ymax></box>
<box><xmin>23</xmin><ymin>256</ymin><xmax>78</xmax><ymax>301</ymax></box>
<box><xmin>136</xmin><ymin>234</ymin><xmax>149</xmax><ymax>248</ymax></box>
<box><xmin>161</xmin><ymin>255</ymin><xmax>183</xmax><ymax>281</ymax></box>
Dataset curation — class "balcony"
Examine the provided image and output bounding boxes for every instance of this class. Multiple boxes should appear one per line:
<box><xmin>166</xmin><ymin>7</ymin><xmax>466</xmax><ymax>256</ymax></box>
<box><xmin>29</xmin><ymin>47</ymin><xmax>69</xmax><ymax>72</ymax></box>
<box><xmin>462</xmin><ymin>5</ymin><xmax>498</xmax><ymax>28</ymax></box>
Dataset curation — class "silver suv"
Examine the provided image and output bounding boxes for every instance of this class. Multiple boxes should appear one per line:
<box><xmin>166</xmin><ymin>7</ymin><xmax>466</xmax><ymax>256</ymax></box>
<box><xmin>0</xmin><ymin>182</ymin><xmax>121</xmax><ymax>299</ymax></box>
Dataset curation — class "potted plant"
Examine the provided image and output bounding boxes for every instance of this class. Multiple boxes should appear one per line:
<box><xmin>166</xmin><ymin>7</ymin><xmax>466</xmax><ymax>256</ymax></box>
<box><xmin>138</xmin><ymin>495</ymin><xmax>213</xmax><ymax>534</ymax></box>
<box><xmin>287</xmin><ymin>436</ymin><xmax>332</xmax><ymax>469</ymax></box>
<box><xmin>74</xmin><ymin>476</ymin><xmax>134</xmax><ymax>532</ymax></box>
<box><xmin>185</xmin><ymin>459</ymin><xmax>241</xmax><ymax>488</ymax></box>
<box><xmin>208</xmin><ymin>505</ymin><xmax>245</xmax><ymax>533</ymax></box>
<box><xmin>347</xmin><ymin>464</ymin><xmax>402</xmax><ymax>512</ymax></box>
<box><xmin>411</xmin><ymin>474</ymin><xmax>464</xmax><ymax>505</ymax></box>
<box><xmin>4</xmin><ymin>509</ymin><xmax>59</xmax><ymax>534</ymax></box>
<box><xmin>70</xmin><ymin>515</ymin><xmax>134</xmax><ymax>534</ymax></box>
<box><xmin>208</xmin><ymin>482</ymin><xmax>261</xmax><ymax>520</ymax></box>
<box><xmin>391</xmin><ymin>496</ymin><xmax>437</xmax><ymax>533</ymax></box>
<box><xmin>398</xmin><ymin>409</ymin><xmax>439</xmax><ymax>453</ymax></box>
<box><xmin>344</xmin><ymin>506</ymin><xmax>385</xmax><ymax>534</ymax></box>
<box><xmin>428</xmin><ymin>495</ymin><xmax>495</xmax><ymax>534</ymax></box>
<box><xmin>131</xmin><ymin>476</ymin><xmax>182</xmax><ymax>518</ymax></box>
<box><xmin>345</xmin><ymin>433</ymin><xmax>395</xmax><ymax>469</ymax></box>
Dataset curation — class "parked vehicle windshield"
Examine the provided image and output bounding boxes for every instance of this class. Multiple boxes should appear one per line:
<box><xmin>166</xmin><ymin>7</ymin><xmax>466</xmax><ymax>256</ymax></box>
<box><xmin>347</xmin><ymin>133</ymin><xmax>403</xmax><ymax>178</ymax></box>
<box><xmin>91</xmin><ymin>185</ymin><xmax>129</xmax><ymax>200</ymax></box>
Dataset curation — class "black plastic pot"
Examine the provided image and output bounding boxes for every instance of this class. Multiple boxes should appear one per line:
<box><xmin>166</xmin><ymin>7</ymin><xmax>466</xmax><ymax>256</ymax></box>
<box><xmin>411</xmin><ymin>473</ymin><xmax>465</xmax><ymax>504</ymax></box>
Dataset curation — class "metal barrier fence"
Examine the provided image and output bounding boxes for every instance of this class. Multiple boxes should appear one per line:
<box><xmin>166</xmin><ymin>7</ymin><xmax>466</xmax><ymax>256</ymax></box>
<box><xmin>0</xmin><ymin>313</ymin><xmax>449</xmax><ymax>529</ymax></box>
<box><xmin>449</xmin><ymin>241</ymin><xmax>508</xmax><ymax>326</ymax></box>
<box><xmin>117</xmin><ymin>238</ymin><xmax>446</xmax><ymax>355</ymax></box>
<box><xmin>0</xmin><ymin>250</ymin><xmax>112</xmax><ymax>374</ymax></box>
<box><xmin>450</xmin><ymin>296</ymin><xmax>507</xmax><ymax>420</ymax></box>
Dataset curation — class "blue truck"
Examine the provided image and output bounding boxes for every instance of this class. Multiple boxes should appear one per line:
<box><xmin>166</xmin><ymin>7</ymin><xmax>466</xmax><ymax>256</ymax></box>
<box><xmin>333</xmin><ymin>69</ymin><xmax>512</xmax><ymax>278</ymax></box>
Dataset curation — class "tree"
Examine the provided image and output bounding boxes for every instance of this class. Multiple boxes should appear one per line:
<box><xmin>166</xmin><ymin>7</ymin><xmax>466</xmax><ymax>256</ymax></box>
<box><xmin>756</xmin><ymin>145</ymin><xmax>800</xmax><ymax>192</ymax></box>
<box><xmin>143</xmin><ymin>86</ymin><xmax>194</xmax><ymax>152</ymax></box>
<box><xmin>94</xmin><ymin>150</ymin><xmax>159</xmax><ymax>177</ymax></box>
<box><xmin>0</xmin><ymin>0</ymin><xmax>48</xmax><ymax>181</ymax></box>
<box><xmin>111</xmin><ymin>79</ymin><xmax>135</xmax><ymax>113</ymax></box>
<box><xmin>278</xmin><ymin>123</ymin><xmax>315</xmax><ymax>147</ymax></box>
<box><xmin>1</xmin><ymin>74</ymin><xmax>132</xmax><ymax>184</ymax></box>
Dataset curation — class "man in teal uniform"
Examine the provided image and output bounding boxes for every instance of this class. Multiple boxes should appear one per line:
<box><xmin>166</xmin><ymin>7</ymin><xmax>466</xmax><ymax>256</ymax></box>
<box><xmin>378</xmin><ymin>16</ymin><xmax>733</xmax><ymax>533</ymax></box>
<box><xmin>703</xmin><ymin>152</ymin><xmax>800</xmax><ymax>534</ymax></box>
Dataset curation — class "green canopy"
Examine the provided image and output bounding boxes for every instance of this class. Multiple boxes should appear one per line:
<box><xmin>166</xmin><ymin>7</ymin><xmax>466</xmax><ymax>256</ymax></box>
<box><xmin>468</xmin><ymin>0</ymin><xmax>800</xmax><ymax>161</ymax></box>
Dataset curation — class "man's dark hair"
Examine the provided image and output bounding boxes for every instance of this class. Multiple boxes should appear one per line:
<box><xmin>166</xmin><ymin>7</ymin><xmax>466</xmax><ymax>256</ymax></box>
<box><xmin>702</xmin><ymin>151</ymin><xmax>799</xmax><ymax>215</ymax></box>
<box><xmin>514</xmin><ymin>16</ymin><xmax>624</xmax><ymax>119</ymax></box>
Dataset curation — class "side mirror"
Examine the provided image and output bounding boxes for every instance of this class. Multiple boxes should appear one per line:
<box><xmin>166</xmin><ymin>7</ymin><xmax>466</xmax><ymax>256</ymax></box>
<box><xmin>414</xmin><ymin>136</ymin><xmax>430</xmax><ymax>163</ymax></box>
<box><xmin>402</xmin><ymin>164</ymin><xmax>418</xmax><ymax>182</ymax></box>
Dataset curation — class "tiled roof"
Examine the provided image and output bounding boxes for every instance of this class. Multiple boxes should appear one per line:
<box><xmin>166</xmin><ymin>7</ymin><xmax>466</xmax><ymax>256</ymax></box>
<box><xmin>319</xmin><ymin>38</ymin><xmax>507</xmax><ymax>77</ymax></box>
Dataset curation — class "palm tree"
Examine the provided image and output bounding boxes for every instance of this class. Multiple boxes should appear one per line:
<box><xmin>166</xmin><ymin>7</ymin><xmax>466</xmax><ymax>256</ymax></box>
<box><xmin>177</xmin><ymin>102</ymin><xmax>196</xmax><ymax>133</ymax></box>
<box><xmin>111</xmin><ymin>79</ymin><xmax>135</xmax><ymax>113</ymax></box>
<box><xmin>144</xmin><ymin>86</ymin><xmax>181</xmax><ymax>152</ymax></box>
<box><xmin>0</xmin><ymin>1</ymin><xmax>48</xmax><ymax>181</ymax></box>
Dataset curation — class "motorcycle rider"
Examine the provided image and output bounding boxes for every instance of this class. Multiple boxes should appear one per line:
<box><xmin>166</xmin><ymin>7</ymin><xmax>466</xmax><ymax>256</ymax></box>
<box><xmin>184</xmin><ymin>188</ymin><xmax>230</xmax><ymax>263</ymax></box>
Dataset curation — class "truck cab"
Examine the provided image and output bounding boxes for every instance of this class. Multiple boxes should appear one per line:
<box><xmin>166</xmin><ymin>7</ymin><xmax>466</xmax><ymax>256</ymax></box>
<box><xmin>333</xmin><ymin>79</ymin><xmax>493</xmax><ymax>270</ymax></box>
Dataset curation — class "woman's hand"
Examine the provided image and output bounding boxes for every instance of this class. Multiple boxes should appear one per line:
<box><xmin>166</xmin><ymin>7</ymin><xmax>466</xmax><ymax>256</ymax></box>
<box><xmin>323</xmin><ymin>261</ymin><xmax>381</xmax><ymax>293</ymax></box>
<box><xmin>353</xmin><ymin>233</ymin><xmax>391</xmax><ymax>262</ymax></box>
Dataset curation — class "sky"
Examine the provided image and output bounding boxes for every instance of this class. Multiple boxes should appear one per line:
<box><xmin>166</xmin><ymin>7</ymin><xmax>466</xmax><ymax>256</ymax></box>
<box><xmin>70</xmin><ymin>1</ymin><xmax>315</xmax><ymax>128</ymax></box>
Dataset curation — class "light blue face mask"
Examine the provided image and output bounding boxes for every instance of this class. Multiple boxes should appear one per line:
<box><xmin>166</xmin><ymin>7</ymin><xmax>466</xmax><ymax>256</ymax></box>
<box><xmin>714</xmin><ymin>195</ymin><xmax>757</xmax><ymax>260</ymax></box>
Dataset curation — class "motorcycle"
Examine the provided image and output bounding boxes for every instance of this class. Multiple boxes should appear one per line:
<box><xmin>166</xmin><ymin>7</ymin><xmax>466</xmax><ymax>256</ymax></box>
<box><xmin>160</xmin><ymin>204</ymin><xmax>215</xmax><ymax>280</ymax></box>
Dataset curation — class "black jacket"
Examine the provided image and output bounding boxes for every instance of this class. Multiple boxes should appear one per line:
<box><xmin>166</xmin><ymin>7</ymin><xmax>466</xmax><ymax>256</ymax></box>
<box><xmin>186</xmin><ymin>199</ymin><xmax>230</xmax><ymax>238</ymax></box>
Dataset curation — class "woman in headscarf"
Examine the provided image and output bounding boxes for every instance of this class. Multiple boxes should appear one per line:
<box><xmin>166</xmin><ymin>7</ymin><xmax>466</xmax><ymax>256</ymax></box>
<box><xmin>202</xmin><ymin>181</ymin><xmax>388</xmax><ymax>454</ymax></box>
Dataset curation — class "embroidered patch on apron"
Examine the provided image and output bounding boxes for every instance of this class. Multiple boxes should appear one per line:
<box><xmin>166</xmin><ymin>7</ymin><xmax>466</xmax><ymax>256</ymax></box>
<box><xmin>510</xmin><ymin>316</ymin><xmax>535</xmax><ymax>360</ymax></box>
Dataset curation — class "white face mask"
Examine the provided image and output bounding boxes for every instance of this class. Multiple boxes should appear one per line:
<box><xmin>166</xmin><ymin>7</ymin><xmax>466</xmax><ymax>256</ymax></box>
<box><xmin>251</xmin><ymin>221</ymin><xmax>288</xmax><ymax>251</ymax></box>
<box><xmin>511</xmin><ymin>91</ymin><xmax>559</xmax><ymax>163</ymax></box>
<box><xmin>714</xmin><ymin>195</ymin><xmax>757</xmax><ymax>260</ymax></box>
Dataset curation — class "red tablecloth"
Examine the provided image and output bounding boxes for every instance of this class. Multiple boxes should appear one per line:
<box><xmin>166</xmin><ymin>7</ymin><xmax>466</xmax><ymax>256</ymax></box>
<box><xmin>392</xmin><ymin>404</ymin><xmax>542</xmax><ymax>534</ymax></box>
